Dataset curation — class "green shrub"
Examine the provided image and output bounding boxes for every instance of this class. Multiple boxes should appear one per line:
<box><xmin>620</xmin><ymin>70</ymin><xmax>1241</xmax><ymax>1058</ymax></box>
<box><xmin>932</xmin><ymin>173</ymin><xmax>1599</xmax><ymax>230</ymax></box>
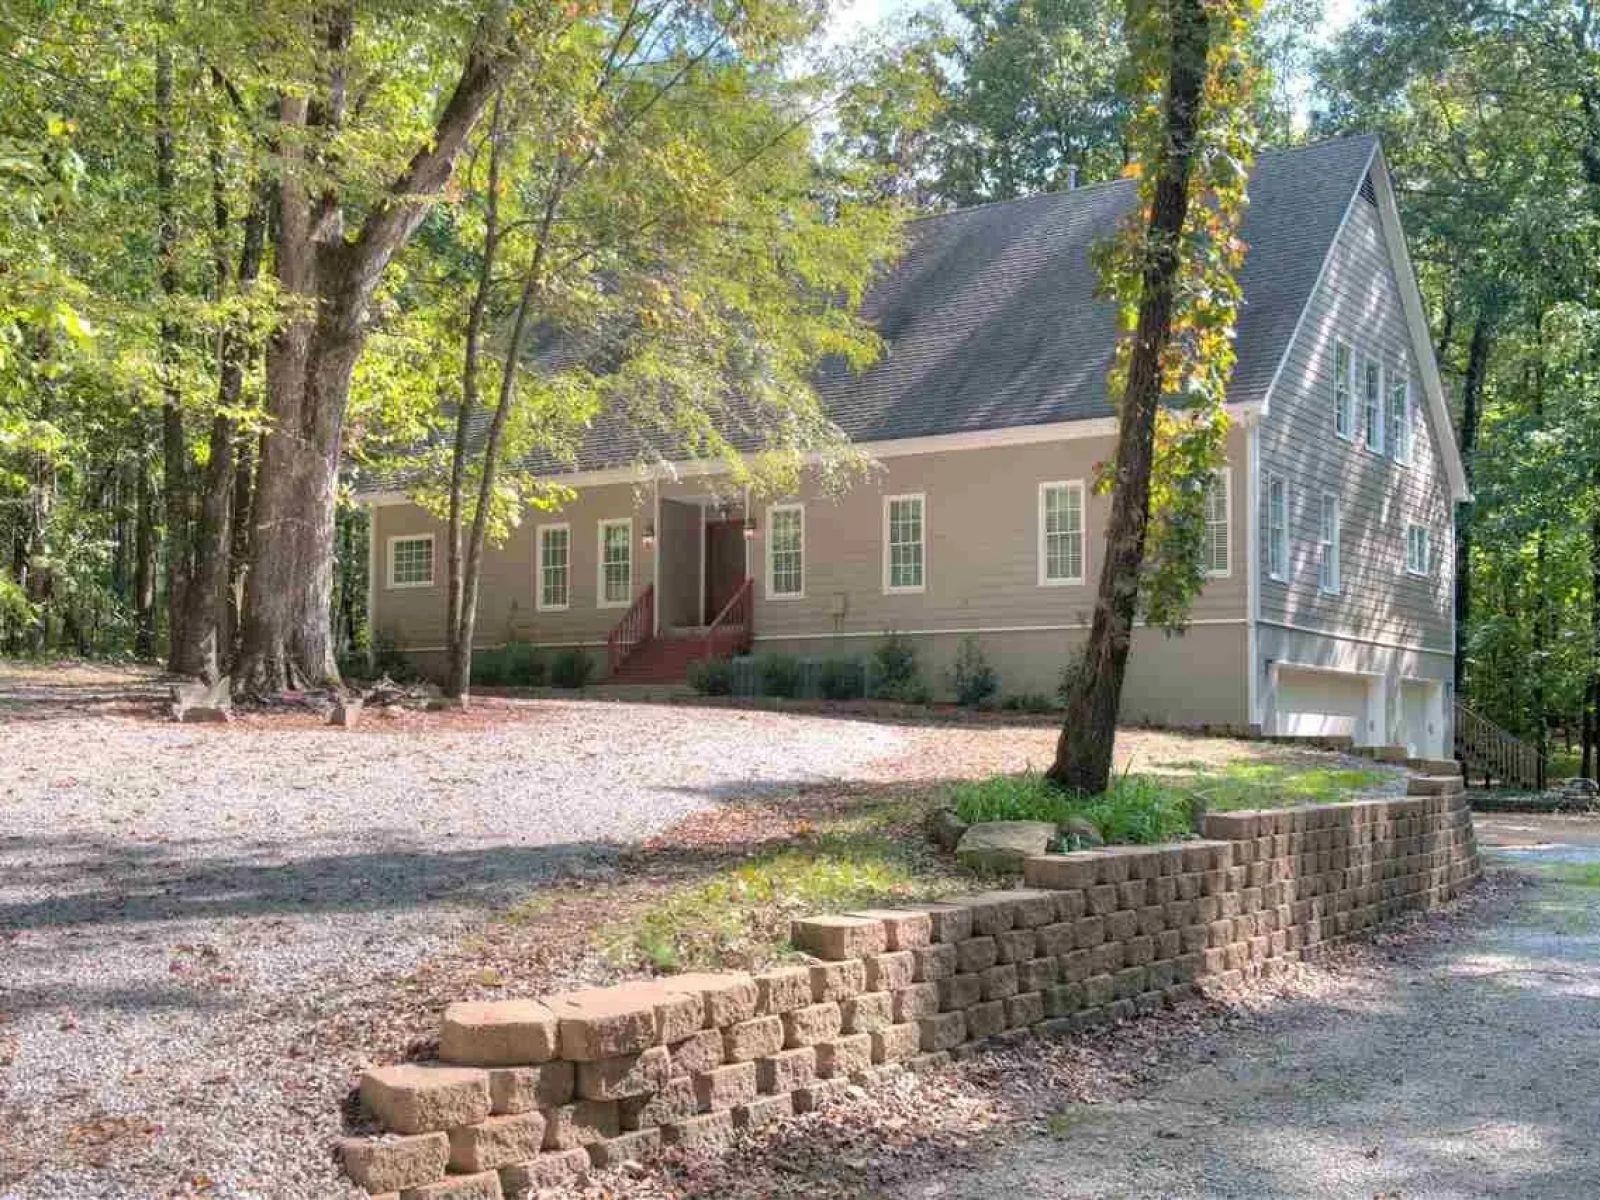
<box><xmin>370</xmin><ymin>630</ymin><xmax>417</xmax><ymax>682</ymax></box>
<box><xmin>818</xmin><ymin>657</ymin><xmax>866</xmax><ymax>701</ymax></box>
<box><xmin>548</xmin><ymin>647</ymin><xmax>594</xmax><ymax>689</ymax></box>
<box><xmin>687</xmin><ymin>656</ymin><xmax>735</xmax><ymax>696</ymax></box>
<box><xmin>869</xmin><ymin>632</ymin><xmax>920</xmax><ymax>699</ymax></box>
<box><xmin>951</xmin><ymin>636</ymin><xmax>999</xmax><ymax>708</ymax></box>
<box><xmin>472</xmin><ymin>641</ymin><xmax>545</xmax><ymax>687</ymax></box>
<box><xmin>877</xmin><ymin>677</ymin><xmax>934</xmax><ymax>705</ymax></box>
<box><xmin>1057</xmin><ymin>658</ymin><xmax>1085</xmax><ymax>705</ymax></box>
<box><xmin>756</xmin><ymin>653</ymin><xmax>803</xmax><ymax>698</ymax></box>
<box><xmin>1001</xmin><ymin>692</ymin><xmax>1058</xmax><ymax>713</ymax></box>
<box><xmin>949</xmin><ymin>770</ymin><xmax>1195</xmax><ymax>845</ymax></box>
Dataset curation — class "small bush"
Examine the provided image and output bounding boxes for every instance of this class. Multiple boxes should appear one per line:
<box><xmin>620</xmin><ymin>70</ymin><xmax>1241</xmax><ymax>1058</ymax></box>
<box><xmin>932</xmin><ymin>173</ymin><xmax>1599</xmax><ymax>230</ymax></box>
<box><xmin>869</xmin><ymin>632</ymin><xmax>920</xmax><ymax>699</ymax></box>
<box><xmin>1001</xmin><ymin>692</ymin><xmax>1058</xmax><ymax>713</ymax></box>
<box><xmin>951</xmin><ymin>636</ymin><xmax>999</xmax><ymax>708</ymax></box>
<box><xmin>548</xmin><ymin>647</ymin><xmax>594</xmax><ymax>689</ymax></box>
<box><xmin>756</xmin><ymin>653</ymin><xmax>804</xmax><ymax>698</ymax></box>
<box><xmin>1057</xmin><ymin>658</ymin><xmax>1086</xmax><ymax>706</ymax></box>
<box><xmin>818</xmin><ymin>657</ymin><xmax>866</xmax><ymax>701</ymax></box>
<box><xmin>370</xmin><ymin>630</ymin><xmax>417</xmax><ymax>682</ymax></box>
<box><xmin>687</xmin><ymin>656</ymin><xmax>735</xmax><ymax>696</ymax></box>
<box><xmin>877</xmin><ymin>677</ymin><xmax>934</xmax><ymax>705</ymax></box>
<box><xmin>474</xmin><ymin>641</ymin><xmax>546</xmax><ymax>687</ymax></box>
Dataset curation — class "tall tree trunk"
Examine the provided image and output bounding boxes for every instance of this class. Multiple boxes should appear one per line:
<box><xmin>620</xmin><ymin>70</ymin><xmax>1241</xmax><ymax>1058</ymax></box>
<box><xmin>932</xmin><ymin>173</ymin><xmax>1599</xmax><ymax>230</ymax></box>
<box><xmin>1587</xmin><ymin>484</ymin><xmax>1600</xmax><ymax>780</ymax></box>
<box><xmin>174</xmin><ymin>160</ymin><xmax>268</xmax><ymax>680</ymax></box>
<box><xmin>133</xmin><ymin>429</ymin><xmax>158</xmax><ymax>659</ymax></box>
<box><xmin>235</xmin><ymin>22</ymin><xmax>517</xmax><ymax>695</ymax></box>
<box><xmin>156</xmin><ymin>22</ymin><xmax>191</xmax><ymax>670</ymax></box>
<box><xmin>1453</xmin><ymin>316</ymin><xmax>1490</xmax><ymax>702</ymax></box>
<box><xmin>1048</xmin><ymin>0</ymin><xmax>1213</xmax><ymax>792</ymax></box>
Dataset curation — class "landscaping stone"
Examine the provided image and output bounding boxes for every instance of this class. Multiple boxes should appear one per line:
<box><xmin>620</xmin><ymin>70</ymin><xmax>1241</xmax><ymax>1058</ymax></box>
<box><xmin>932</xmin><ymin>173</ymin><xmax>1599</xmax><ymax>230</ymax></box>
<box><xmin>586</xmin><ymin>1128</ymin><xmax>661</xmax><ymax>1169</ymax></box>
<box><xmin>955</xmin><ymin>936</ymin><xmax>998</xmax><ymax>974</ymax></box>
<box><xmin>918</xmin><ymin>1011</ymin><xmax>967</xmax><ymax>1051</ymax></box>
<box><xmin>782</xmin><ymin>1002</ymin><xmax>843</xmax><ymax>1048</ymax></box>
<box><xmin>847</xmin><ymin>908</ymin><xmax>934</xmax><ymax>950</ymax></box>
<box><xmin>756</xmin><ymin>1046</ymin><xmax>816</xmax><ymax>1094</ymax></box>
<box><xmin>541</xmin><ymin>1101</ymin><xmax>619</xmax><ymax>1150</ymax></box>
<box><xmin>755</xmin><ymin>967</ymin><xmax>814</xmax><ymax>1015</ymax></box>
<box><xmin>487</xmin><ymin>1062</ymin><xmax>574</xmax><ymax>1115</ymax></box>
<box><xmin>840</xmin><ymin>991</ymin><xmax>893</xmax><ymax>1034</ymax></box>
<box><xmin>661</xmin><ymin>1110</ymin><xmax>737</xmax><ymax>1151</ymax></box>
<box><xmin>791</xmin><ymin>915</ymin><xmax>887</xmax><ymax>961</ymax></box>
<box><xmin>440</xmin><ymin>1001</ymin><xmax>558</xmax><ymax>1067</ymax></box>
<box><xmin>329</xmin><ymin>697</ymin><xmax>363</xmax><ymax>727</ymax></box>
<box><xmin>965</xmin><ymin>999</ymin><xmax>1006</xmax><ymax>1040</ymax></box>
<box><xmin>892</xmin><ymin>982</ymin><xmax>940</xmax><ymax>1022</ymax></box>
<box><xmin>912</xmin><ymin>943</ymin><xmax>958</xmax><ymax>981</ymax></box>
<box><xmin>733</xmin><ymin>1092</ymin><xmax>794</xmax><ymax>1131</ymax></box>
<box><xmin>815</xmin><ymin>1033</ymin><xmax>873</xmax><ymax>1079</ymax></box>
<box><xmin>1060</xmin><ymin>815</ymin><xmax>1104</xmax><ymax>847</ymax></box>
<box><xmin>663</xmin><ymin>972</ymin><xmax>759</xmax><ymax>1027</ymax></box>
<box><xmin>955</xmin><ymin>821</ymin><xmax>1056</xmax><ymax>874</ymax></box>
<box><xmin>863</xmin><ymin>950</ymin><xmax>916</xmax><ymax>992</ymax></box>
<box><xmin>669</xmin><ymin>1028</ymin><xmax>725</xmax><ymax>1077</ymax></box>
<box><xmin>938</xmin><ymin>973</ymin><xmax>982</xmax><ymax>1011</ymax></box>
<box><xmin>694</xmin><ymin>1061</ymin><xmax>758</xmax><ymax>1111</ymax></box>
<box><xmin>498</xmin><ymin>1148</ymin><xmax>588</xmax><ymax>1194</ymax></box>
<box><xmin>618</xmin><ymin>1074</ymin><xmax>699</xmax><ymax>1131</ymax></box>
<box><xmin>171</xmin><ymin>676</ymin><xmax>232</xmax><ymax>724</ymax></box>
<box><xmin>447</xmin><ymin>1113</ymin><xmax>546</xmax><ymax>1173</ymax></box>
<box><xmin>1006</xmin><ymin>991</ymin><xmax>1045</xmax><ymax>1028</ymax></box>
<box><xmin>722</xmin><ymin>1015</ymin><xmax>784</xmax><ymax>1062</ymax></box>
<box><xmin>930</xmin><ymin>807</ymin><xmax>970</xmax><ymax>852</ymax></box>
<box><xmin>871</xmin><ymin>1022</ymin><xmax>922</xmax><ymax>1064</ymax></box>
<box><xmin>912</xmin><ymin>901</ymin><xmax>975</xmax><ymax>943</ymax></box>
<box><xmin>361</xmin><ymin>1065</ymin><xmax>491</xmax><ymax>1135</ymax></box>
<box><xmin>809</xmin><ymin>959</ymin><xmax>866</xmax><ymax>1003</ymax></box>
<box><xmin>398</xmin><ymin>1171</ymin><xmax>503</xmax><ymax>1200</ymax></box>
<box><xmin>548</xmin><ymin>986</ymin><xmax>659</xmax><ymax>1061</ymax></box>
<box><xmin>792</xmin><ymin>1077</ymin><xmax>853</xmax><ymax>1113</ymax></box>
<box><xmin>339</xmin><ymin>1132</ymin><xmax>449</xmax><ymax>1193</ymax></box>
<box><xmin>633</xmin><ymin>981</ymin><xmax>705</xmax><ymax>1044</ymax></box>
<box><xmin>575</xmin><ymin>1046</ymin><xmax>671</xmax><ymax>1101</ymax></box>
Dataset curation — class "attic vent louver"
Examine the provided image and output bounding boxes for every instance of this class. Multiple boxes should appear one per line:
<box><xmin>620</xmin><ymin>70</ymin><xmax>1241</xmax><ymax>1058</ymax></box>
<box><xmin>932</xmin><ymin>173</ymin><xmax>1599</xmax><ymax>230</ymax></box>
<box><xmin>1360</xmin><ymin>173</ymin><xmax>1377</xmax><ymax>205</ymax></box>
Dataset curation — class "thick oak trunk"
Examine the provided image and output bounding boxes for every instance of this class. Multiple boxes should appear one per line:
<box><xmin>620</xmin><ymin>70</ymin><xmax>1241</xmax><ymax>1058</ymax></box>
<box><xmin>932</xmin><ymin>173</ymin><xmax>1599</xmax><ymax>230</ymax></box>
<box><xmin>1048</xmin><ymin>0</ymin><xmax>1212</xmax><ymax>794</ymax></box>
<box><xmin>1453</xmin><ymin>316</ymin><xmax>1490</xmax><ymax>700</ymax></box>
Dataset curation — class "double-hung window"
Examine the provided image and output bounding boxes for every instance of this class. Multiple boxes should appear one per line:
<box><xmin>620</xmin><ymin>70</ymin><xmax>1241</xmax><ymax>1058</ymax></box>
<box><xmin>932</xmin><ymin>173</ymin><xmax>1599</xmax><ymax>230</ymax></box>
<box><xmin>537</xmin><ymin>524</ymin><xmax>570</xmax><ymax>611</ymax></box>
<box><xmin>1038</xmin><ymin>481</ymin><xmax>1085</xmax><ymax>585</ymax></box>
<box><xmin>767</xmin><ymin>504</ymin><xmax>804</xmax><ymax>599</ymax></box>
<box><xmin>388</xmin><ymin>534</ymin><xmax>434</xmax><ymax>589</ymax></box>
<box><xmin>597</xmin><ymin>518</ymin><xmax>632</xmax><ymax>607</ymax></box>
<box><xmin>1363</xmin><ymin>358</ymin><xmax>1385</xmax><ymax>455</ymax></box>
<box><xmin>1266</xmin><ymin>475</ymin><xmax>1288</xmax><ymax>582</ymax></box>
<box><xmin>1204</xmin><ymin>469</ymin><xmax>1230</xmax><ymax>577</ymax></box>
<box><xmin>1333</xmin><ymin>341</ymin><xmax>1353</xmax><ymax>440</ymax></box>
<box><xmin>1406</xmin><ymin>524</ymin><xmax>1431</xmax><ymax>576</ymax></box>
<box><xmin>1389</xmin><ymin>369</ymin><xmax>1412</xmax><ymax>465</ymax></box>
<box><xmin>1318</xmin><ymin>494</ymin><xmax>1341</xmax><ymax>595</ymax></box>
<box><xmin>883</xmin><ymin>494</ymin><xmax>925</xmax><ymax>593</ymax></box>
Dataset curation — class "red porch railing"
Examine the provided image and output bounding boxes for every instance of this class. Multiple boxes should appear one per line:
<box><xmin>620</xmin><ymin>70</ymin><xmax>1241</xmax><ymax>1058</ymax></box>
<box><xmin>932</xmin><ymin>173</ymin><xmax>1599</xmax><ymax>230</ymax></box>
<box><xmin>605</xmin><ymin>584</ymin><xmax>655</xmax><ymax>676</ymax></box>
<box><xmin>704</xmin><ymin>576</ymin><xmax>753</xmax><ymax>661</ymax></box>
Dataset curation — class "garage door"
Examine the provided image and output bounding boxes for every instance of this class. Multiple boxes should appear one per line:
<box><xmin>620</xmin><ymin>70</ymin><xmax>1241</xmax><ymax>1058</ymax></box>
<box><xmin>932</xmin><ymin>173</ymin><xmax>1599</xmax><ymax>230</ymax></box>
<box><xmin>1275</xmin><ymin>667</ymin><xmax>1373</xmax><ymax>743</ymax></box>
<box><xmin>1400</xmin><ymin>679</ymin><xmax>1444</xmax><ymax>759</ymax></box>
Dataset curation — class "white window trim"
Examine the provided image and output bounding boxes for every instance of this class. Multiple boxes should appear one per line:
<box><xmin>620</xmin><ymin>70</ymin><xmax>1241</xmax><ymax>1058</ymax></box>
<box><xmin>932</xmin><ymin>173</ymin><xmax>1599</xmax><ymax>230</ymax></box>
<box><xmin>536</xmin><ymin>522</ymin><xmax>571</xmax><ymax>612</ymax></box>
<box><xmin>1266</xmin><ymin>474</ymin><xmax>1288</xmax><ymax>583</ymax></box>
<box><xmin>1406</xmin><ymin>524</ymin><xmax>1431</xmax><ymax>577</ymax></box>
<box><xmin>386</xmin><ymin>533</ymin><xmax>435</xmax><ymax>590</ymax></box>
<box><xmin>1363</xmin><ymin>356</ymin><xmax>1386</xmax><ymax>456</ymax></box>
<box><xmin>1037</xmin><ymin>480</ymin><xmax>1086</xmax><ymax>587</ymax></box>
<box><xmin>1318</xmin><ymin>493</ymin><xmax>1341</xmax><ymax>596</ymax></box>
<box><xmin>882</xmin><ymin>492</ymin><xmax>927</xmax><ymax>595</ymax></box>
<box><xmin>765</xmin><ymin>502</ymin><xmax>805</xmax><ymax>600</ymax></box>
<box><xmin>1205</xmin><ymin>468</ymin><xmax>1232</xmax><ymax>580</ymax></box>
<box><xmin>1333</xmin><ymin>339</ymin><xmax>1354</xmax><ymax>442</ymax></box>
<box><xmin>1389</xmin><ymin>369</ymin><xmax>1412</xmax><ymax>466</ymax></box>
<box><xmin>596</xmin><ymin>517</ymin><xmax>633</xmax><ymax>609</ymax></box>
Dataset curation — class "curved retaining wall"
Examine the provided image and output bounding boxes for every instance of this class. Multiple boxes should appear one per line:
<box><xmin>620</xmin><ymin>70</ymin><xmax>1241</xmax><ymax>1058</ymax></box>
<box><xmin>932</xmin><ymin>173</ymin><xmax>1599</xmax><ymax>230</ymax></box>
<box><xmin>338</xmin><ymin>784</ymin><xmax>1478</xmax><ymax>1198</ymax></box>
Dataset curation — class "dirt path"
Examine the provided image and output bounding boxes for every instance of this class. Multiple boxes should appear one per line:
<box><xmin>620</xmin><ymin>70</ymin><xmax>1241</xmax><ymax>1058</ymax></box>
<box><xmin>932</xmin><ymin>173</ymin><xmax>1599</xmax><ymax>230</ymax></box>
<box><xmin>894</xmin><ymin>817</ymin><xmax>1600</xmax><ymax>1200</ymax></box>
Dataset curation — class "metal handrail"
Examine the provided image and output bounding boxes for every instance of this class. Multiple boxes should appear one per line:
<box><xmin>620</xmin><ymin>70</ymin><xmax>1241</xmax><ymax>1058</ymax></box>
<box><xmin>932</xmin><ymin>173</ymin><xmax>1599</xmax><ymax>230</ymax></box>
<box><xmin>1454</xmin><ymin>701</ymin><xmax>1547</xmax><ymax>790</ymax></box>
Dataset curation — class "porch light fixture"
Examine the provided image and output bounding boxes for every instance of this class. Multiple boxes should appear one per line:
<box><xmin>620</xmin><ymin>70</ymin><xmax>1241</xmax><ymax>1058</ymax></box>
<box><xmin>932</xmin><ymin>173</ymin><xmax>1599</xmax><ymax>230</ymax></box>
<box><xmin>743</xmin><ymin>515</ymin><xmax>757</xmax><ymax>539</ymax></box>
<box><xmin>641</xmin><ymin>521</ymin><xmax>656</xmax><ymax>549</ymax></box>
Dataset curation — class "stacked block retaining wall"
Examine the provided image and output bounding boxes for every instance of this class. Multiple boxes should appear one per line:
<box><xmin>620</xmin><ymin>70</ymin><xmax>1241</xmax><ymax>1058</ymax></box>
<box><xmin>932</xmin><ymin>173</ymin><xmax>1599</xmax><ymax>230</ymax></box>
<box><xmin>340</xmin><ymin>787</ymin><xmax>1478</xmax><ymax>1198</ymax></box>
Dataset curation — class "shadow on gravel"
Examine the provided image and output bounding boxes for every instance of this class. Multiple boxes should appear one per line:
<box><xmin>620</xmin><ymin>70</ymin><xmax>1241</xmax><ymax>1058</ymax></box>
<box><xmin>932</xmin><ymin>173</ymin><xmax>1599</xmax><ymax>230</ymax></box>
<box><xmin>0</xmin><ymin>838</ymin><xmax>619</xmax><ymax>931</ymax></box>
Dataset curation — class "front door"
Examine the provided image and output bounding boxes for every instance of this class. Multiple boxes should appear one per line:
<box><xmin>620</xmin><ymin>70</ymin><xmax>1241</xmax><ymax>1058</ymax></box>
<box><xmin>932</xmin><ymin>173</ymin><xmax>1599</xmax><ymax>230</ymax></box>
<box><xmin>704</xmin><ymin>519</ymin><xmax>746</xmax><ymax>623</ymax></box>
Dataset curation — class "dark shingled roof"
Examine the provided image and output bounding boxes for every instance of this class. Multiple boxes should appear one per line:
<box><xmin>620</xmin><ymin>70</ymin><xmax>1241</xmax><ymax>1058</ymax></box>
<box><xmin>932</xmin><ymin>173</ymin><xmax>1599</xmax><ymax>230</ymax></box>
<box><xmin>368</xmin><ymin>135</ymin><xmax>1379</xmax><ymax>487</ymax></box>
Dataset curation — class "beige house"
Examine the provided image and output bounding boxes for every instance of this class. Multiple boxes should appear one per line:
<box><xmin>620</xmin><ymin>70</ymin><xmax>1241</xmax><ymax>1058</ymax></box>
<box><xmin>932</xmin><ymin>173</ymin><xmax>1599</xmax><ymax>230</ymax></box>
<box><xmin>362</xmin><ymin>135</ymin><xmax>1467</xmax><ymax>757</ymax></box>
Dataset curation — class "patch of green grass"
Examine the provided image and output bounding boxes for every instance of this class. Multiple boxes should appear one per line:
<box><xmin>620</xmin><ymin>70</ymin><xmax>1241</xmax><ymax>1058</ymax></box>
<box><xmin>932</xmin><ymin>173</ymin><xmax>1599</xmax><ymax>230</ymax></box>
<box><xmin>1193</xmin><ymin>763</ymin><xmax>1391</xmax><ymax>811</ymax></box>
<box><xmin>601</xmin><ymin>820</ymin><xmax>968</xmax><ymax>974</ymax></box>
<box><xmin>1543</xmin><ymin>862</ymin><xmax>1600</xmax><ymax>887</ymax></box>
<box><xmin>950</xmin><ymin>771</ymin><xmax>1196</xmax><ymax>844</ymax></box>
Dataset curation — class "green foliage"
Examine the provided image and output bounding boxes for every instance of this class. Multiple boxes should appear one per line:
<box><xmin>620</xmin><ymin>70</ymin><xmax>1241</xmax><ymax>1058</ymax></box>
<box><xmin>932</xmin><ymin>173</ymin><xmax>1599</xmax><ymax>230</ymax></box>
<box><xmin>472</xmin><ymin>641</ymin><xmax>545</xmax><ymax>688</ymax></box>
<box><xmin>369</xmin><ymin>631</ymin><xmax>417</xmax><ymax>683</ymax></box>
<box><xmin>869</xmin><ymin>632</ymin><xmax>922</xmax><ymax>699</ymax></box>
<box><xmin>547</xmin><ymin>648</ymin><xmax>594</xmax><ymax>690</ymax></box>
<box><xmin>756</xmin><ymin>653</ymin><xmax>804</xmax><ymax>698</ymax></box>
<box><xmin>687</xmin><ymin>656</ymin><xmax>735</xmax><ymax>696</ymax></box>
<box><xmin>1002</xmin><ymin>691</ymin><xmax>1059</xmax><ymax>713</ymax></box>
<box><xmin>818</xmin><ymin>656</ymin><xmax>867</xmax><ymax>701</ymax></box>
<box><xmin>950</xmin><ymin>636</ymin><xmax>999</xmax><ymax>707</ymax></box>
<box><xmin>950</xmin><ymin>770</ymin><xmax>1196</xmax><ymax>844</ymax></box>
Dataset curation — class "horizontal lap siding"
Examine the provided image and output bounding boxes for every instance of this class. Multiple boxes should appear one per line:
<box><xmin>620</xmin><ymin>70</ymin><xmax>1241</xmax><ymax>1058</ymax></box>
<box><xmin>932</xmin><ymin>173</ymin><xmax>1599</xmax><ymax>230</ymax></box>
<box><xmin>754</xmin><ymin>430</ymin><xmax>1249</xmax><ymax>639</ymax></box>
<box><xmin>1257</xmin><ymin>196</ymin><xmax>1452</xmax><ymax>654</ymax></box>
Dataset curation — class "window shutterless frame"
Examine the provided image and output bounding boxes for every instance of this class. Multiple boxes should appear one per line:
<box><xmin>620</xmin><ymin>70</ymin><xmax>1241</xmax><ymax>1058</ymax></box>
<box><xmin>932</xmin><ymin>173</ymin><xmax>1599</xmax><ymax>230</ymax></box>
<box><xmin>1363</xmin><ymin>357</ymin><xmax>1385</xmax><ymax>455</ymax></box>
<box><xmin>1318</xmin><ymin>493</ymin><xmax>1341</xmax><ymax>596</ymax></box>
<box><xmin>536</xmin><ymin>522</ymin><xmax>571</xmax><ymax>611</ymax></box>
<box><xmin>1406</xmin><ymin>523</ymin><xmax>1431</xmax><ymax>576</ymax></box>
<box><xmin>1037</xmin><ymin>480</ymin><xmax>1085</xmax><ymax>586</ymax></box>
<box><xmin>1389</xmin><ymin>369</ymin><xmax>1412</xmax><ymax>466</ymax></box>
<box><xmin>1205</xmin><ymin>468</ymin><xmax>1231</xmax><ymax>579</ymax></box>
<box><xmin>1333</xmin><ymin>340</ymin><xmax>1354</xmax><ymax>441</ymax></box>
<box><xmin>882</xmin><ymin>493</ymin><xmax>926</xmax><ymax>594</ymax></box>
<box><xmin>1266</xmin><ymin>475</ymin><xmax>1288</xmax><ymax>582</ymax></box>
<box><xmin>596</xmin><ymin>518</ymin><xmax>633</xmax><ymax>608</ymax></box>
<box><xmin>765</xmin><ymin>503</ymin><xmax>805</xmax><ymax>599</ymax></box>
<box><xmin>386</xmin><ymin>533</ymin><xmax>435</xmax><ymax>589</ymax></box>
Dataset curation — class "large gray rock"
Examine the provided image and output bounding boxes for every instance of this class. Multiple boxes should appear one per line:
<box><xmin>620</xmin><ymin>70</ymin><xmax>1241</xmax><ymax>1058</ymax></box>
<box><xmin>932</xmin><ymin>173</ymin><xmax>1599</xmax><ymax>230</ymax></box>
<box><xmin>929</xmin><ymin>807</ymin><xmax>970</xmax><ymax>852</ymax></box>
<box><xmin>955</xmin><ymin>821</ymin><xmax>1056</xmax><ymax>874</ymax></box>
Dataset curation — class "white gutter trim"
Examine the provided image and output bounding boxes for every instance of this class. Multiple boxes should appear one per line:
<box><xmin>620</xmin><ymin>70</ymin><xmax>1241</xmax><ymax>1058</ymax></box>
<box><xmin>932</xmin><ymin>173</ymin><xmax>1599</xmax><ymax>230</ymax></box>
<box><xmin>753</xmin><ymin>618</ymin><xmax>1248</xmax><ymax>641</ymax></box>
<box><xmin>359</xmin><ymin>404</ymin><xmax>1264</xmax><ymax>508</ymax></box>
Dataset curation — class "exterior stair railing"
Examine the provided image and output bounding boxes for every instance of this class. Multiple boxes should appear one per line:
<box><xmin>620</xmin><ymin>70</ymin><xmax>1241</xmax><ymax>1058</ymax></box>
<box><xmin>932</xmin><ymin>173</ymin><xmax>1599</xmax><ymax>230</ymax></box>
<box><xmin>1454</xmin><ymin>701</ymin><xmax>1547</xmax><ymax>791</ymax></box>
<box><xmin>605</xmin><ymin>584</ymin><xmax>655</xmax><ymax>677</ymax></box>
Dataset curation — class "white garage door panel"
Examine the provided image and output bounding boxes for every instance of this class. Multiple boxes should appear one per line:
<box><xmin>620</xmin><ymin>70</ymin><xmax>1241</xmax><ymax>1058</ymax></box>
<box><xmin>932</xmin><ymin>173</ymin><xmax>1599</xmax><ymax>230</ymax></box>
<box><xmin>1401</xmin><ymin>679</ymin><xmax>1443</xmax><ymax>759</ymax></box>
<box><xmin>1277</xmin><ymin>668</ymin><xmax>1370</xmax><ymax>741</ymax></box>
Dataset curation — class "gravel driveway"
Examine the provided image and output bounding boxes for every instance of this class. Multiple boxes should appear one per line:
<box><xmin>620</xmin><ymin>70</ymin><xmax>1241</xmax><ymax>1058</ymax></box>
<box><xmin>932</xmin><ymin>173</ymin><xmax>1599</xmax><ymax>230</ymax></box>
<box><xmin>896</xmin><ymin>817</ymin><xmax>1600</xmax><ymax>1199</ymax></box>
<box><xmin>0</xmin><ymin>683</ymin><xmax>916</xmax><ymax>1199</ymax></box>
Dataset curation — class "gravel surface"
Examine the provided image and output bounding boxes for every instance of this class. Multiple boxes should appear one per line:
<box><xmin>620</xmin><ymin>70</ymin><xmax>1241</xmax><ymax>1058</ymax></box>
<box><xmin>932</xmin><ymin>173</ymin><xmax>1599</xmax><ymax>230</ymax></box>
<box><xmin>0</xmin><ymin>665</ymin><xmax>1405</xmax><ymax>1200</ymax></box>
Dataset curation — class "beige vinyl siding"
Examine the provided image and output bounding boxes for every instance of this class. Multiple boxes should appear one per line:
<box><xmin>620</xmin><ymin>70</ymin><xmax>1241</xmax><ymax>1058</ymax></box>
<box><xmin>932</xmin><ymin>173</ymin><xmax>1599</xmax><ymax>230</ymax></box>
<box><xmin>751</xmin><ymin>429</ymin><xmax>1249</xmax><ymax>641</ymax></box>
<box><xmin>1256</xmin><ymin>192</ymin><xmax>1452</xmax><ymax>654</ymax></box>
